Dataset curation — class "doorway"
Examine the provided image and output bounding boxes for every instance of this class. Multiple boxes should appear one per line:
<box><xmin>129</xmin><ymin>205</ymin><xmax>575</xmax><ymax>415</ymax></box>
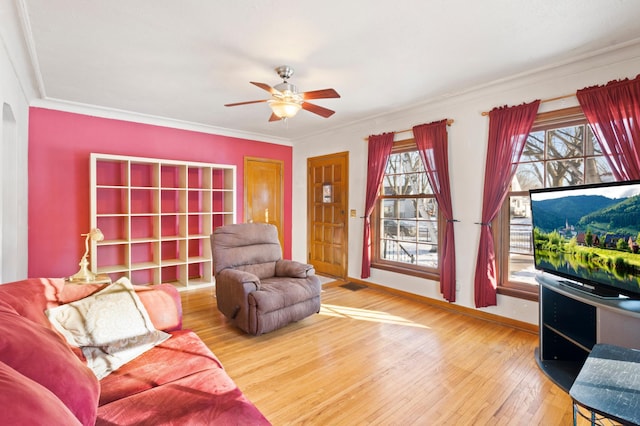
<box><xmin>307</xmin><ymin>152</ymin><xmax>349</xmax><ymax>278</ymax></box>
<box><xmin>244</xmin><ymin>157</ymin><xmax>284</xmax><ymax>248</ymax></box>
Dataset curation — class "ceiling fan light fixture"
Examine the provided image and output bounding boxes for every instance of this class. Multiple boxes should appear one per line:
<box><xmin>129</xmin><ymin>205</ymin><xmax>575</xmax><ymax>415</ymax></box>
<box><xmin>225</xmin><ymin>65</ymin><xmax>339</xmax><ymax>121</ymax></box>
<box><xmin>268</xmin><ymin>99</ymin><xmax>302</xmax><ymax>118</ymax></box>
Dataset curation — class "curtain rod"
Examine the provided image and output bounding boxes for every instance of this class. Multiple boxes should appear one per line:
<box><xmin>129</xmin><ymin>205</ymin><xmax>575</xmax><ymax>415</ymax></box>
<box><xmin>363</xmin><ymin>118</ymin><xmax>454</xmax><ymax>141</ymax></box>
<box><xmin>480</xmin><ymin>93</ymin><xmax>576</xmax><ymax>116</ymax></box>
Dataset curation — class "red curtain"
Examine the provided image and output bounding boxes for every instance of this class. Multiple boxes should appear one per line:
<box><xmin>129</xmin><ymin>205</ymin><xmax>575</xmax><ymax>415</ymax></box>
<box><xmin>474</xmin><ymin>100</ymin><xmax>540</xmax><ymax>308</ymax></box>
<box><xmin>361</xmin><ymin>133</ymin><xmax>394</xmax><ymax>279</ymax></box>
<box><xmin>413</xmin><ymin>120</ymin><xmax>456</xmax><ymax>302</ymax></box>
<box><xmin>576</xmin><ymin>75</ymin><xmax>640</xmax><ymax>181</ymax></box>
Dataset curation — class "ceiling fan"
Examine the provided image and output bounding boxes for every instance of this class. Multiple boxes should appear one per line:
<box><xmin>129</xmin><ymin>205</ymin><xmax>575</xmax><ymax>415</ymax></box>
<box><xmin>224</xmin><ymin>65</ymin><xmax>340</xmax><ymax>122</ymax></box>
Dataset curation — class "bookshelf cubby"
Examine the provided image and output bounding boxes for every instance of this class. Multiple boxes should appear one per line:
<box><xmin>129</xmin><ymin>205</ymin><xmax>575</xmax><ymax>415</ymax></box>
<box><xmin>90</xmin><ymin>153</ymin><xmax>236</xmax><ymax>289</ymax></box>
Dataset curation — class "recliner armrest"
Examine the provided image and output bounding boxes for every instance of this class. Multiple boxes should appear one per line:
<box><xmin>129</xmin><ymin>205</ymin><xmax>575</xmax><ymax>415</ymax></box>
<box><xmin>215</xmin><ymin>269</ymin><xmax>261</xmax><ymax>324</ymax></box>
<box><xmin>216</xmin><ymin>269</ymin><xmax>261</xmax><ymax>291</ymax></box>
<box><xmin>275</xmin><ymin>259</ymin><xmax>316</xmax><ymax>278</ymax></box>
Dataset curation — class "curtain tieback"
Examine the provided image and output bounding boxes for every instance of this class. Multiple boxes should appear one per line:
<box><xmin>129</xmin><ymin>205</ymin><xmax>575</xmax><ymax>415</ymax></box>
<box><xmin>475</xmin><ymin>222</ymin><xmax>491</xmax><ymax>226</ymax></box>
<box><xmin>447</xmin><ymin>219</ymin><xmax>459</xmax><ymax>223</ymax></box>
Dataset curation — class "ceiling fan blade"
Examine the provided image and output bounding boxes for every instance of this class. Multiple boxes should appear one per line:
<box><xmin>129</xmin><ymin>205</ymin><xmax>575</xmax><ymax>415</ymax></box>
<box><xmin>301</xmin><ymin>88</ymin><xmax>340</xmax><ymax>100</ymax></box>
<box><xmin>224</xmin><ymin>99</ymin><xmax>268</xmax><ymax>107</ymax></box>
<box><xmin>268</xmin><ymin>113</ymin><xmax>282</xmax><ymax>122</ymax></box>
<box><xmin>302</xmin><ymin>102</ymin><xmax>335</xmax><ymax>118</ymax></box>
<box><xmin>251</xmin><ymin>81</ymin><xmax>282</xmax><ymax>96</ymax></box>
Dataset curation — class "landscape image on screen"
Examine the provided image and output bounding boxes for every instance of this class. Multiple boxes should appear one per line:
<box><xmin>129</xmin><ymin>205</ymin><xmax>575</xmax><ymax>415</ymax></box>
<box><xmin>530</xmin><ymin>182</ymin><xmax>640</xmax><ymax>298</ymax></box>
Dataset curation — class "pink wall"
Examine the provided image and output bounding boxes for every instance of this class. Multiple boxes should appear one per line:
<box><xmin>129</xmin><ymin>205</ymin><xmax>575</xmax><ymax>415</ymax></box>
<box><xmin>28</xmin><ymin>107</ymin><xmax>293</xmax><ymax>278</ymax></box>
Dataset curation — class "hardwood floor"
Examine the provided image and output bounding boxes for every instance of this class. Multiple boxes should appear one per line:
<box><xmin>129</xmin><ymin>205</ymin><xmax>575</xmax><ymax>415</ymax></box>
<box><xmin>180</xmin><ymin>282</ymin><xmax>581</xmax><ymax>425</ymax></box>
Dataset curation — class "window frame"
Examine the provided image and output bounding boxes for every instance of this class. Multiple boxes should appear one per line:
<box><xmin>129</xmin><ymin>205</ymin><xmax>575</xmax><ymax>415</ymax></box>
<box><xmin>370</xmin><ymin>138</ymin><xmax>443</xmax><ymax>281</ymax></box>
<box><xmin>495</xmin><ymin>106</ymin><xmax>612</xmax><ymax>300</ymax></box>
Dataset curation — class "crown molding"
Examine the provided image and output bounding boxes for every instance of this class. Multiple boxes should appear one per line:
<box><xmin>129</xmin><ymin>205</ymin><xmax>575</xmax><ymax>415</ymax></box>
<box><xmin>30</xmin><ymin>98</ymin><xmax>294</xmax><ymax>146</ymax></box>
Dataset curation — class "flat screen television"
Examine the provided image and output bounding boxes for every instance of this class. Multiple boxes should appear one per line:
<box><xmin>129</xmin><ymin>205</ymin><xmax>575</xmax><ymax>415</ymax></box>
<box><xmin>530</xmin><ymin>180</ymin><xmax>640</xmax><ymax>299</ymax></box>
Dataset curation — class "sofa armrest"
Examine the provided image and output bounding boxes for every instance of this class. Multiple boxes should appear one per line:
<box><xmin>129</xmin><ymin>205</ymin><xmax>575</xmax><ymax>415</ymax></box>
<box><xmin>135</xmin><ymin>284</ymin><xmax>183</xmax><ymax>332</ymax></box>
<box><xmin>275</xmin><ymin>259</ymin><xmax>316</xmax><ymax>278</ymax></box>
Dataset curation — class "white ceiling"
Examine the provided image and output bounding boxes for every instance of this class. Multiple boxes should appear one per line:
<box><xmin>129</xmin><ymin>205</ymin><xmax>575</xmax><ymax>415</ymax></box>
<box><xmin>18</xmin><ymin>0</ymin><xmax>640</xmax><ymax>141</ymax></box>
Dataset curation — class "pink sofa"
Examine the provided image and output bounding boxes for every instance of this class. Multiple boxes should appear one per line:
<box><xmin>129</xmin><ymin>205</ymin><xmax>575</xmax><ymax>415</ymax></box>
<box><xmin>0</xmin><ymin>278</ymin><xmax>270</xmax><ymax>425</ymax></box>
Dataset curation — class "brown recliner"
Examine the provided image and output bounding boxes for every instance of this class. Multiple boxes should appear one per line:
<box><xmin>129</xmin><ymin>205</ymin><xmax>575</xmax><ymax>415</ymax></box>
<box><xmin>210</xmin><ymin>223</ymin><xmax>321</xmax><ymax>335</ymax></box>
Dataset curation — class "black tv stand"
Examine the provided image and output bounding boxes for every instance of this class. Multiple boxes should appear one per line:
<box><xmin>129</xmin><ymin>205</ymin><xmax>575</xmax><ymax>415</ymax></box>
<box><xmin>536</xmin><ymin>274</ymin><xmax>640</xmax><ymax>392</ymax></box>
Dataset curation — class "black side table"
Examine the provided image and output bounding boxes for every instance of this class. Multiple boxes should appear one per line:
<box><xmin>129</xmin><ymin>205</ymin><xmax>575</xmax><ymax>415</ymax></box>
<box><xmin>569</xmin><ymin>343</ymin><xmax>640</xmax><ymax>425</ymax></box>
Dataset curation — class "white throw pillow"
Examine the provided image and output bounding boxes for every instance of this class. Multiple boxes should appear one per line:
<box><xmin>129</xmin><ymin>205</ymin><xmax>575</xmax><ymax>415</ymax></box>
<box><xmin>46</xmin><ymin>277</ymin><xmax>170</xmax><ymax>379</ymax></box>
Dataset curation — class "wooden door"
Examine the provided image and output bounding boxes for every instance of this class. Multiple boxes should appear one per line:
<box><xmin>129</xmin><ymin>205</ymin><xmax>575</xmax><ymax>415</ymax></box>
<box><xmin>244</xmin><ymin>157</ymin><xmax>284</xmax><ymax>248</ymax></box>
<box><xmin>307</xmin><ymin>152</ymin><xmax>348</xmax><ymax>278</ymax></box>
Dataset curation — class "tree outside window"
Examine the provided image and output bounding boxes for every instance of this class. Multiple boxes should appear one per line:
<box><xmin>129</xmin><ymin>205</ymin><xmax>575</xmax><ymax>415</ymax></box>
<box><xmin>496</xmin><ymin>107</ymin><xmax>614</xmax><ymax>299</ymax></box>
<box><xmin>372</xmin><ymin>140</ymin><xmax>440</xmax><ymax>279</ymax></box>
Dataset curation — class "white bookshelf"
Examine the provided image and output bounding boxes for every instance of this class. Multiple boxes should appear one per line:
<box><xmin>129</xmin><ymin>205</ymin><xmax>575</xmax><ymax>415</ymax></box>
<box><xmin>90</xmin><ymin>153</ymin><xmax>236</xmax><ymax>289</ymax></box>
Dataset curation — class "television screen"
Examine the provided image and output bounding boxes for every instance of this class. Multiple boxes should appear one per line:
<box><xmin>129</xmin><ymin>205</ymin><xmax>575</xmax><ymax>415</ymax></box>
<box><xmin>530</xmin><ymin>180</ymin><xmax>640</xmax><ymax>299</ymax></box>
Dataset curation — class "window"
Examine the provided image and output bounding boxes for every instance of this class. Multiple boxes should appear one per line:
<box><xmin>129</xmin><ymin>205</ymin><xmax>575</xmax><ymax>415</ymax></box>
<box><xmin>495</xmin><ymin>106</ymin><xmax>614</xmax><ymax>299</ymax></box>
<box><xmin>371</xmin><ymin>139</ymin><xmax>440</xmax><ymax>279</ymax></box>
